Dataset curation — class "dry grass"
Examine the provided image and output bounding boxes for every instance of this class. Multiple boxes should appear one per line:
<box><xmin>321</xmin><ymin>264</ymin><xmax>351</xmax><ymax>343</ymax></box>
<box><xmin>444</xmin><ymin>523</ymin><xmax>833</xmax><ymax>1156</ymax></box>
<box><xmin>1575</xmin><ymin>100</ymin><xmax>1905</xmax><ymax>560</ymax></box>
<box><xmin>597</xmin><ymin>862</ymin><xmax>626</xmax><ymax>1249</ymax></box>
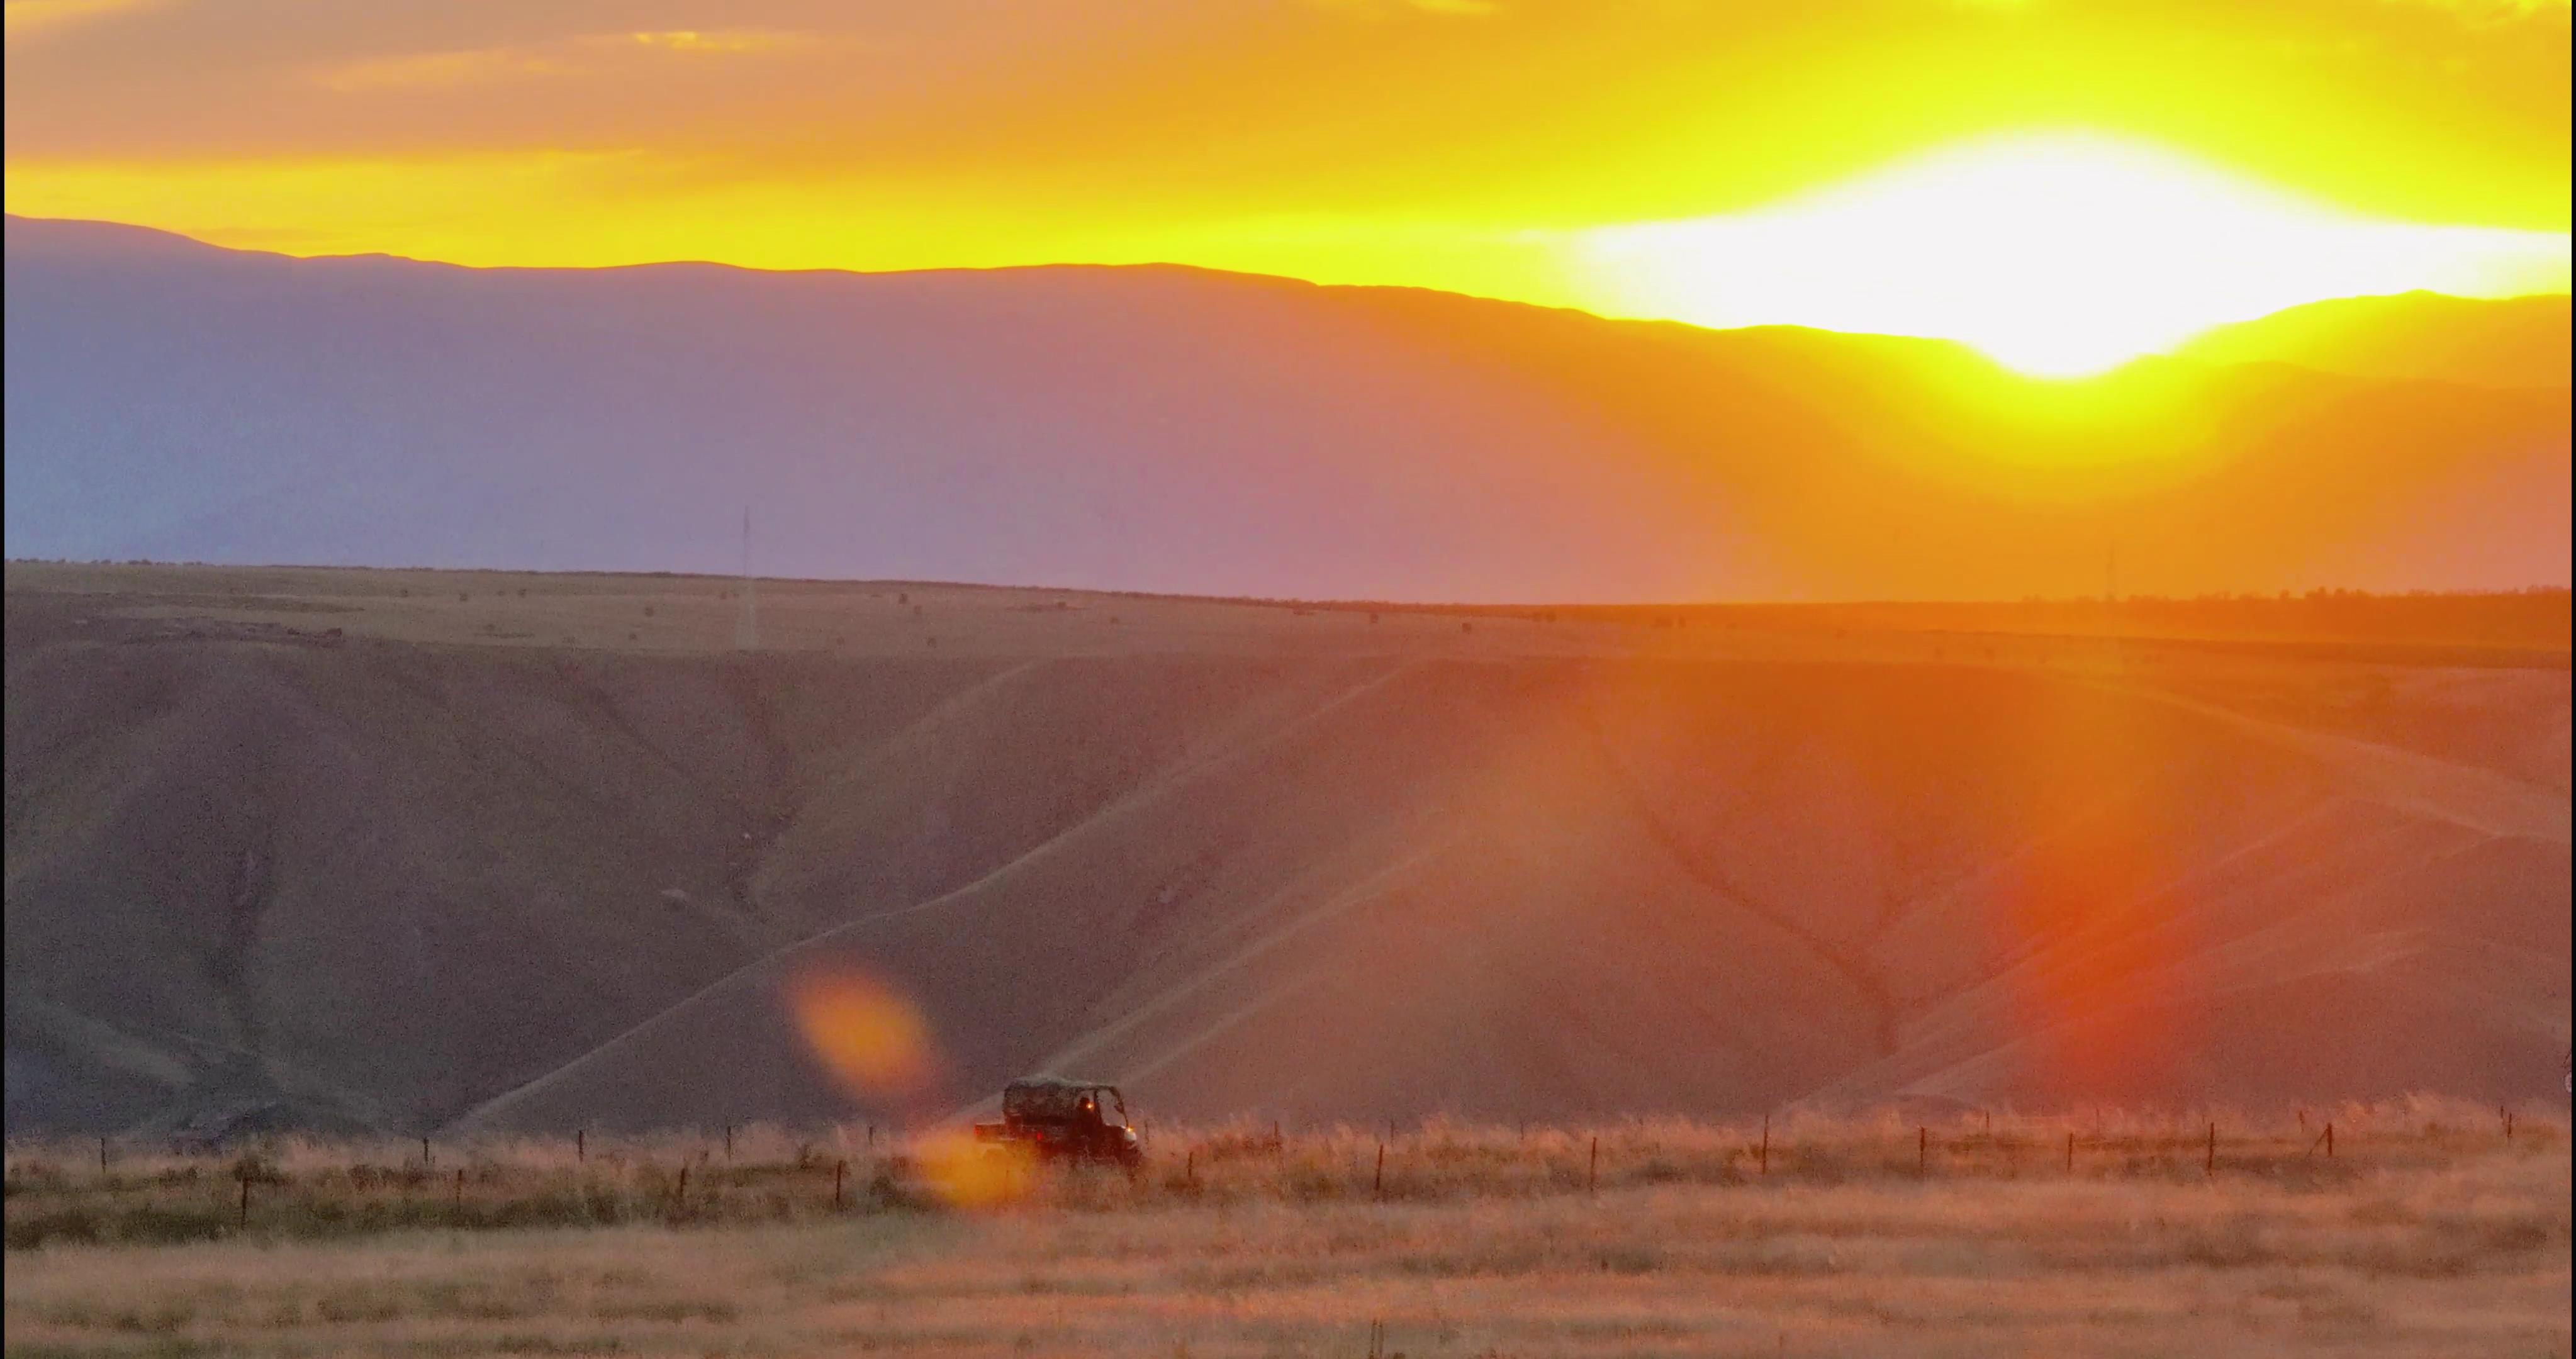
<box><xmin>5</xmin><ymin>1102</ymin><xmax>2567</xmax><ymax>1356</ymax></box>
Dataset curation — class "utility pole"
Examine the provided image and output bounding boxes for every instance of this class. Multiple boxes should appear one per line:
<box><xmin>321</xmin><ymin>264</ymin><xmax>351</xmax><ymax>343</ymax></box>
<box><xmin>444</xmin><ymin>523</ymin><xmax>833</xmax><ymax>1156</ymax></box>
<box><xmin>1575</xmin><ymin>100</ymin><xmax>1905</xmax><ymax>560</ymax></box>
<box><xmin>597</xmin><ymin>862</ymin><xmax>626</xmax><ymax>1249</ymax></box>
<box><xmin>736</xmin><ymin>506</ymin><xmax>759</xmax><ymax>652</ymax></box>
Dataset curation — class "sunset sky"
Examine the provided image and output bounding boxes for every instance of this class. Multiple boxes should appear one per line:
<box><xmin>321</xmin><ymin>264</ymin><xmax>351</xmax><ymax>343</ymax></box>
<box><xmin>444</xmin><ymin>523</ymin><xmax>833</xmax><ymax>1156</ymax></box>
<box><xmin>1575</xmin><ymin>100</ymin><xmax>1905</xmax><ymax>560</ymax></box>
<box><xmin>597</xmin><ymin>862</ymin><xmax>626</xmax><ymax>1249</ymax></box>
<box><xmin>6</xmin><ymin>0</ymin><xmax>2570</xmax><ymax>374</ymax></box>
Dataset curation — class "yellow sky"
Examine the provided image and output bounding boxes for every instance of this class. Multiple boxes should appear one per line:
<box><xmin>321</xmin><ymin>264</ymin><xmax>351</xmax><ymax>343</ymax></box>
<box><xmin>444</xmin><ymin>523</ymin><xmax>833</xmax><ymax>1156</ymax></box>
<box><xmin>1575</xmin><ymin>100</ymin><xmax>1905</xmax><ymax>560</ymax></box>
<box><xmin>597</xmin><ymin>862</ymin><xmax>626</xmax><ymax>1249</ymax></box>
<box><xmin>5</xmin><ymin>0</ymin><xmax>2569</xmax><ymax>373</ymax></box>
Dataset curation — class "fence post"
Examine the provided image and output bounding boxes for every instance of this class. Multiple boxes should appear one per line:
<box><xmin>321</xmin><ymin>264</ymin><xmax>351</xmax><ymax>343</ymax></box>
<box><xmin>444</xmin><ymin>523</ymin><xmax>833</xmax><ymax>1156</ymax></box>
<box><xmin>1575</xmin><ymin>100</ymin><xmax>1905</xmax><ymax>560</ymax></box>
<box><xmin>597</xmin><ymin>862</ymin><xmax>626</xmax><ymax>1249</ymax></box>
<box><xmin>576</xmin><ymin>1128</ymin><xmax>585</xmax><ymax>1163</ymax></box>
<box><xmin>452</xmin><ymin>1168</ymin><xmax>464</xmax><ymax>1214</ymax></box>
<box><xmin>725</xmin><ymin>1124</ymin><xmax>734</xmax><ymax>1161</ymax></box>
<box><xmin>2064</xmin><ymin>1131</ymin><xmax>2073</xmax><ymax>1173</ymax></box>
<box><xmin>1588</xmin><ymin>1136</ymin><xmax>1598</xmax><ymax>1195</ymax></box>
<box><xmin>1373</xmin><ymin>1144</ymin><xmax>1384</xmax><ymax>1199</ymax></box>
<box><xmin>99</xmin><ymin>1136</ymin><xmax>108</xmax><ymax>1175</ymax></box>
<box><xmin>675</xmin><ymin>1163</ymin><xmax>689</xmax><ymax>1217</ymax></box>
<box><xmin>422</xmin><ymin>1136</ymin><xmax>432</xmax><ymax>1168</ymax></box>
<box><xmin>1759</xmin><ymin>1115</ymin><xmax>1769</xmax><ymax>1177</ymax></box>
<box><xmin>833</xmin><ymin>1159</ymin><xmax>846</xmax><ymax>1211</ymax></box>
<box><xmin>238</xmin><ymin>1173</ymin><xmax>250</xmax><ymax>1226</ymax></box>
<box><xmin>2325</xmin><ymin>1123</ymin><xmax>2333</xmax><ymax>1158</ymax></box>
<box><xmin>1918</xmin><ymin>1126</ymin><xmax>1928</xmax><ymax>1177</ymax></box>
<box><xmin>2205</xmin><ymin>1122</ymin><xmax>2215</xmax><ymax>1175</ymax></box>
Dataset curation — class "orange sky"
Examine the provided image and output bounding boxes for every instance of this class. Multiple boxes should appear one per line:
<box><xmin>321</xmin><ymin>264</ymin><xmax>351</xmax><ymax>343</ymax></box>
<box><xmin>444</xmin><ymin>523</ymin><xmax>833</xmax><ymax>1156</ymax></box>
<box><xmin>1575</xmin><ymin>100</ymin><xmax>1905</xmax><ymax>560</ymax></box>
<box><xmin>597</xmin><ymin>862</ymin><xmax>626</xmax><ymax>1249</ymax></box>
<box><xmin>6</xmin><ymin>0</ymin><xmax>2570</xmax><ymax>372</ymax></box>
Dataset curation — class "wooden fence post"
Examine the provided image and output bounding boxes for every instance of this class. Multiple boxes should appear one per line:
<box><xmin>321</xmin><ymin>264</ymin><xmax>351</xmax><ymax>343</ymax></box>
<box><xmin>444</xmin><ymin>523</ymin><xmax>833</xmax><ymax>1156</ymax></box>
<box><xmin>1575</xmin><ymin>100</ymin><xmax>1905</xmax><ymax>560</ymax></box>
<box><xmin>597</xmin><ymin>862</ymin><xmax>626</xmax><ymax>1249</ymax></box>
<box><xmin>99</xmin><ymin>1136</ymin><xmax>108</xmax><ymax>1175</ymax></box>
<box><xmin>832</xmin><ymin>1159</ymin><xmax>846</xmax><ymax>1211</ymax></box>
<box><xmin>1918</xmin><ymin>1126</ymin><xmax>1928</xmax><ymax>1177</ymax></box>
<box><xmin>725</xmin><ymin>1124</ymin><xmax>734</xmax><ymax>1161</ymax></box>
<box><xmin>1759</xmin><ymin>1115</ymin><xmax>1769</xmax><ymax>1177</ymax></box>
<box><xmin>1374</xmin><ymin>1144</ymin><xmax>1384</xmax><ymax>1199</ymax></box>
<box><xmin>2205</xmin><ymin>1122</ymin><xmax>2215</xmax><ymax>1175</ymax></box>
<box><xmin>238</xmin><ymin>1173</ymin><xmax>250</xmax><ymax>1226</ymax></box>
<box><xmin>675</xmin><ymin>1163</ymin><xmax>689</xmax><ymax>1217</ymax></box>
<box><xmin>422</xmin><ymin>1136</ymin><xmax>432</xmax><ymax>1168</ymax></box>
<box><xmin>576</xmin><ymin>1128</ymin><xmax>585</xmax><ymax>1163</ymax></box>
<box><xmin>2325</xmin><ymin>1123</ymin><xmax>2333</xmax><ymax>1158</ymax></box>
<box><xmin>452</xmin><ymin>1168</ymin><xmax>464</xmax><ymax>1214</ymax></box>
<box><xmin>1587</xmin><ymin>1136</ymin><xmax>1598</xmax><ymax>1195</ymax></box>
<box><xmin>2064</xmin><ymin>1131</ymin><xmax>2073</xmax><ymax>1173</ymax></box>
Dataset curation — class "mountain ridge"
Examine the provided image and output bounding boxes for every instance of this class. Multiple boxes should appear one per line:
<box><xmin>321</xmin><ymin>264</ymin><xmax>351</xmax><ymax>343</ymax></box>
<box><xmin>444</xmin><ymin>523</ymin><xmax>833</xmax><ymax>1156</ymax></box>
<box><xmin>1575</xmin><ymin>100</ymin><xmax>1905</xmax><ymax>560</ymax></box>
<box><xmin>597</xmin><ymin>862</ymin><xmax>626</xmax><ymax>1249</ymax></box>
<box><xmin>6</xmin><ymin>213</ymin><xmax>2569</xmax><ymax>601</ymax></box>
<box><xmin>11</xmin><ymin>213</ymin><xmax>2563</xmax><ymax>390</ymax></box>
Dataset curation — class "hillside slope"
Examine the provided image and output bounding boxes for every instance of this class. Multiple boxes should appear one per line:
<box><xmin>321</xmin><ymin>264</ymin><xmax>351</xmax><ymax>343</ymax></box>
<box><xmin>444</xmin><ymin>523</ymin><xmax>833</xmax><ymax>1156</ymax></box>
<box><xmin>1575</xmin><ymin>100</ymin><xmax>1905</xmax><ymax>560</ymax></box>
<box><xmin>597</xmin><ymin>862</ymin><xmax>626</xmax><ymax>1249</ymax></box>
<box><xmin>6</xmin><ymin>216</ymin><xmax>2568</xmax><ymax>600</ymax></box>
<box><xmin>9</xmin><ymin>568</ymin><xmax>2566</xmax><ymax>1134</ymax></box>
<box><xmin>2177</xmin><ymin>292</ymin><xmax>2572</xmax><ymax>391</ymax></box>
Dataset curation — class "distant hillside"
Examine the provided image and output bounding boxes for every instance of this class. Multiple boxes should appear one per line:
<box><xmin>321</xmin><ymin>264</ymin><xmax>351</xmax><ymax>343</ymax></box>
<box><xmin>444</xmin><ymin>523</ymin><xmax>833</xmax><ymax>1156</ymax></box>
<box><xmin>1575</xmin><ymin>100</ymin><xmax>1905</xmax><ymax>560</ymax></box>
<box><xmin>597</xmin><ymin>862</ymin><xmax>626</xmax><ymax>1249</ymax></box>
<box><xmin>2178</xmin><ymin>291</ymin><xmax>2572</xmax><ymax>390</ymax></box>
<box><xmin>5</xmin><ymin>216</ymin><xmax>2568</xmax><ymax>600</ymax></box>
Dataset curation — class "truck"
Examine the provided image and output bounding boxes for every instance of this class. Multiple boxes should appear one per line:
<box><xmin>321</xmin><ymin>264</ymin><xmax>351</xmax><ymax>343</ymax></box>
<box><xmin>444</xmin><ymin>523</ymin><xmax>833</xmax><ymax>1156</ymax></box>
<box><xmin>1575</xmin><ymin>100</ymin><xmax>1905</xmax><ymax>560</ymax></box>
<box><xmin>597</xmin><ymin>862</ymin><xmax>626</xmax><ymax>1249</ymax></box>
<box><xmin>972</xmin><ymin>1075</ymin><xmax>1143</xmax><ymax>1169</ymax></box>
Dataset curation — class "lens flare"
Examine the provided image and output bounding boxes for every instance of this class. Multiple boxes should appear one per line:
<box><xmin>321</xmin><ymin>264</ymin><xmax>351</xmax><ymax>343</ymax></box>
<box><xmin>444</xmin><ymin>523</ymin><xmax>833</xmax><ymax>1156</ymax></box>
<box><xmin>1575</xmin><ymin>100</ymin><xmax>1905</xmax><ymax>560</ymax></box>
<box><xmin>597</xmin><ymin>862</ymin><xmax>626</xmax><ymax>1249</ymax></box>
<box><xmin>786</xmin><ymin>967</ymin><xmax>938</xmax><ymax>1101</ymax></box>
<box><xmin>910</xmin><ymin>1127</ymin><xmax>1039</xmax><ymax>1211</ymax></box>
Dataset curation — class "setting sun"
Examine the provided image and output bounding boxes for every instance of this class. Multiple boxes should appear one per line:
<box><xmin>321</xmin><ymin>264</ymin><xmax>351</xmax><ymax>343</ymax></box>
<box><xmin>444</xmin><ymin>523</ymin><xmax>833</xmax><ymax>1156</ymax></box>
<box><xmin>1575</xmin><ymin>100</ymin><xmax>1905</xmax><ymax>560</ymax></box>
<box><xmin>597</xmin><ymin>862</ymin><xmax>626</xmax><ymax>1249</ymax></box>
<box><xmin>9</xmin><ymin>1</ymin><xmax>2567</xmax><ymax>379</ymax></box>
<box><xmin>1571</xmin><ymin>135</ymin><xmax>2571</xmax><ymax>376</ymax></box>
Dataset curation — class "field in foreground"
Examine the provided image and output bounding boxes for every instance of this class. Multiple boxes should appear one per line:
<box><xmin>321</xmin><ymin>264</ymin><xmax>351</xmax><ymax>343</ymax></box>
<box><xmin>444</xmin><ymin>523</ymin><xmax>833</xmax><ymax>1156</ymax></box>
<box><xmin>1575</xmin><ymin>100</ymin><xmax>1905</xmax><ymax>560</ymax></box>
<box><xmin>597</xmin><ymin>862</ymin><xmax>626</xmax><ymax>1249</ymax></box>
<box><xmin>6</xmin><ymin>1107</ymin><xmax>2568</xmax><ymax>1357</ymax></box>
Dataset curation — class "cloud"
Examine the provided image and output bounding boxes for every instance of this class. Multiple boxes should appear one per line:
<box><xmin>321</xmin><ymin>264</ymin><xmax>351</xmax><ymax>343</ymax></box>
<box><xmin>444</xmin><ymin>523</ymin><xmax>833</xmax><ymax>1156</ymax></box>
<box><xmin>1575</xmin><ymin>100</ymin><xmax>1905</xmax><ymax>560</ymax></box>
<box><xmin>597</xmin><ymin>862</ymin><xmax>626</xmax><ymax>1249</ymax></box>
<box><xmin>3</xmin><ymin>0</ymin><xmax>159</xmax><ymax>38</ymax></box>
<box><xmin>625</xmin><ymin>30</ymin><xmax>804</xmax><ymax>55</ymax></box>
<box><xmin>1310</xmin><ymin>0</ymin><xmax>1499</xmax><ymax>16</ymax></box>
<box><xmin>2382</xmin><ymin>0</ymin><xmax>2570</xmax><ymax>23</ymax></box>
<box><xmin>315</xmin><ymin>48</ymin><xmax>568</xmax><ymax>94</ymax></box>
<box><xmin>311</xmin><ymin>30</ymin><xmax>808</xmax><ymax>94</ymax></box>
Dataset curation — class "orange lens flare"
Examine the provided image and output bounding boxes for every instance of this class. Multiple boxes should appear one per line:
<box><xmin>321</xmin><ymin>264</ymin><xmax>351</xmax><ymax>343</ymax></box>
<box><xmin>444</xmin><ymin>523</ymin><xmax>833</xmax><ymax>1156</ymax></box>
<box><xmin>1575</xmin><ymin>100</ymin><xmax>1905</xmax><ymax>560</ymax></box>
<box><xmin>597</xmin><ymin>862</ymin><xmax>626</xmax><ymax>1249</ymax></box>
<box><xmin>786</xmin><ymin>968</ymin><xmax>939</xmax><ymax>1102</ymax></box>
<box><xmin>912</xmin><ymin>1127</ymin><xmax>1039</xmax><ymax>1211</ymax></box>
<box><xmin>1988</xmin><ymin>701</ymin><xmax>2201</xmax><ymax>1102</ymax></box>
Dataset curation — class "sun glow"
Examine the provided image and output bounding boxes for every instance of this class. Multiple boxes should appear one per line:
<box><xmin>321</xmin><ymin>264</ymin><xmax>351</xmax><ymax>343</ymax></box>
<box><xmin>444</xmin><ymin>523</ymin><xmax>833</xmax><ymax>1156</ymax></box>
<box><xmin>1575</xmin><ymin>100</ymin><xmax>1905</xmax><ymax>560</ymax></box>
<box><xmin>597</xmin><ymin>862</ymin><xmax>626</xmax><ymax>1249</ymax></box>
<box><xmin>1571</xmin><ymin>135</ymin><xmax>2572</xmax><ymax>377</ymax></box>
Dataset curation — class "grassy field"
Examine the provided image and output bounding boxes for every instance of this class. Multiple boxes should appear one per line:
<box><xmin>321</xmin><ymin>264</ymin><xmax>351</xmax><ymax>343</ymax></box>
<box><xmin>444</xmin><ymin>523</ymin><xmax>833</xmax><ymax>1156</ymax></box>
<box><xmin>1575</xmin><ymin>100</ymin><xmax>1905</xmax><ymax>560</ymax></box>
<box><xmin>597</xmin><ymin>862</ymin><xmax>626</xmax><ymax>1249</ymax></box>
<box><xmin>6</xmin><ymin>1103</ymin><xmax>2567</xmax><ymax>1356</ymax></box>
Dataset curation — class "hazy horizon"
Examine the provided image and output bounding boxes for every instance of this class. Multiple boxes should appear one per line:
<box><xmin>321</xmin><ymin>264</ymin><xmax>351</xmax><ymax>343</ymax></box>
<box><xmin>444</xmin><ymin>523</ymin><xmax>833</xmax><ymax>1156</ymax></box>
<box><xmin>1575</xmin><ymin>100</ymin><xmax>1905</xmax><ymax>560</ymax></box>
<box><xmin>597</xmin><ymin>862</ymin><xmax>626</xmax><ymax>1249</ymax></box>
<box><xmin>10</xmin><ymin>213</ymin><xmax>2568</xmax><ymax>601</ymax></box>
<box><xmin>9</xmin><ymin>208</ymin><xmax>2570</xmax><ymax>383</ymax></box>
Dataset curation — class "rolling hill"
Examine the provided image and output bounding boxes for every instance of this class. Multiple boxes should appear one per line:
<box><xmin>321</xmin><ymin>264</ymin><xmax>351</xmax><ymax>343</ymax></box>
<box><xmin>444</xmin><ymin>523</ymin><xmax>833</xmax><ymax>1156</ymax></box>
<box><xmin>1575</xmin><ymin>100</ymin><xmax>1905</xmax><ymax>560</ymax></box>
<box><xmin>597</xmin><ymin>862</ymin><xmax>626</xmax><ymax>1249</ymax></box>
<box><xmin>6</xmin><ymin>215</ymin><xmax>2568</xmax><ymax>601</ymax></box>
<box><xmin>6</xmin><ymin>566</ymin><xmax>2567</xmax><ymax>1136</ymax></box>
<box><xmin>2177</xmin><ymin>291</ymin><xmax>2572</xmax><ymax>391</ymax></box>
